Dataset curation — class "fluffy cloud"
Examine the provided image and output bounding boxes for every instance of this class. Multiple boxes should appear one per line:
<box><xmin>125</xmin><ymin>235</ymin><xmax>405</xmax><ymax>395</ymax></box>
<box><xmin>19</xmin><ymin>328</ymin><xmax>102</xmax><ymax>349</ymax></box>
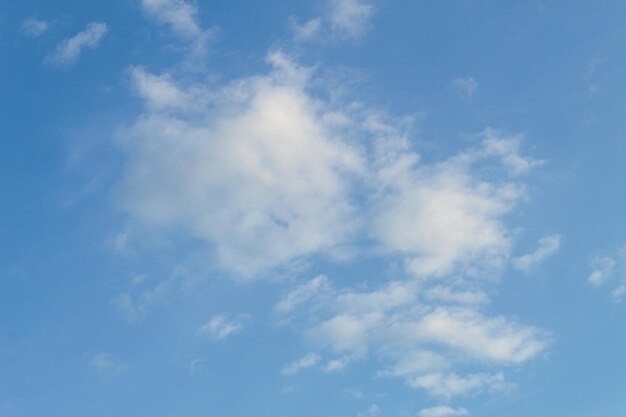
<box><xmin>371</xmin><ymin>129</ymin><xmax>535</xmax><ymax>279</ymax></box>
<box><xmin>48</xmin><ymin>22</ymin><xmax>108</xmax><ymax>66</ymax></box>
<box><xmin>116</xmin><ymin>3</ymin><xmax>554</xmax><ymax>406</ymax></box>
<box><xmin>418</xmin><ymin>406</ymin><xmax>469</xmax><ymax>417</ymax></box>
<box><xmin>21</xmin><ymin>17</ymin><xmax>49</xmax><ymax>37</ymax></box>
<box><xmin>513</xmin><ymin>234</ymin><xmax>561</xmax><ymax>272</ymax></box>
<box><xmin>118</xmin><ymin>52</ymin><xmax>363</xmax><ymax>277</ymax></box>
<box><xmin>197</xmin><ymin>314</ymin><xmax>248</xmax><ymax>340</ymax></box>
<box><xmin>130</xmin><ymin>67</ymin><xmax>200</xmax><ymax>111</ymax></box>
<box><xmin>118</xmin><ymin>41</ymin><xmax>549</xmax><ymax>394</ymax></box>
<box><xmin>120</xmin><ymin>16</ymin><xmax>544</xmax><ymax>280</ymax></box>
<box><xmin>272</xmin><ymin>130</ymin><xmax>549</xmax><ymax>390</ymax></box>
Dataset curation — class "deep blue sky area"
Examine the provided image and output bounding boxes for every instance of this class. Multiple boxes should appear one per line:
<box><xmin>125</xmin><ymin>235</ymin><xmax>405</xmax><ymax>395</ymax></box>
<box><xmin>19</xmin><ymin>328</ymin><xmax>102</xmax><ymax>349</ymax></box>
<box><xmin>1</xmin><ymin>1</ymin><xmax>626</xmax><ymax>417</ymax></box>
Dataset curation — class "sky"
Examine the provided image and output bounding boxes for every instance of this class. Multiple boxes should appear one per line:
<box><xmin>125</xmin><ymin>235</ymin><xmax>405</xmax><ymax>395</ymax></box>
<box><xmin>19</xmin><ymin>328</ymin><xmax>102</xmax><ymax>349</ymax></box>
<box><xmin>1</xmin><ymin>0</ymin><xmax>626</xmax><ymax>416</ymax></box>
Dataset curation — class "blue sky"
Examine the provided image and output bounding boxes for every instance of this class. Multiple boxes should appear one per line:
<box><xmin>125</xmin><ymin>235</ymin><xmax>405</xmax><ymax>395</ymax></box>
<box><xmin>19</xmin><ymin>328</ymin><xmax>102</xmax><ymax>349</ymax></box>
<box><xmin>2</xmin><ymin>0</ymin><xmax>626</xmax><ymax>416</ymax></box>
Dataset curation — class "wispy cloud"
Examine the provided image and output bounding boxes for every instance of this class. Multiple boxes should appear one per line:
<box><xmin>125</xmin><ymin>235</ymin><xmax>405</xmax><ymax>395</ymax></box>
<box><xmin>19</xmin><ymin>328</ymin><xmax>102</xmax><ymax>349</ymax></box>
<box><xmin>188</xmin><ymin>358</ymin><xmax>207</xmax><ymax>374</ymax></box>
<box><xmin>281</xmin><ymin>352</ymin><xmax>321</xmax><ymax>375</ymax></box>
<box><xmin>92</xmin><ymin>353</ymin><xmax>126</xmax><ymax>372</ymax></box>
<box><xmin>357</xmin><ymin>404</ymin><xmax>381</xmax><ymax>417</ymax></box>
<box><xmin>140</xmin><ymin>0</ymin><xmax>216</xmax><ymax>60</ymax></box>
<box><xmin>197</xmin><ymin>314</ymin><xmax>248</xmax><ymax>340</ymax></box>
<box><xmin>344</xmin><ymin>387</ymin><xmax>364</xmax><ymax>399</ymax></box>
<box><xmin>409</xmin><ymin>372</ymin><xmax>504</xmax><ymax>398</ymax></box>
<box><xmin>329</xmin><ymin>0</ymin><xmax>374</xmax><ymax>38</ymax></box>
<box><xmin>588</xmin><ymin>256</ymin><xmax>616</xmax><ymax>286</ymax></box>
<box><xmin>21</xmin><ymin>17</ymin><xmax>49</xmax><ymax>37</ymax></box>
<box><xmin>513</xmin><ymin>234</ymin><xmax>561</xmax><ymax>272</ymax></box>
<box><xmin>276</xmin><ymin>275</ymin><xmax>549</xmax><ymax>397</ymax></box>
<box><xmin>587</xmin><ymin>246</ymin><xmax>626</xmax><ymax>301</ymax></box>
<box><xmin>112</xmin><ymin>276</ymin><xmax>175</xmax><ymax>323</ymax></box>
<box><xmin>419</xmin><ymin>406</ymin><xmax>470</xmax><ymax>417</ymax></box>
<box><xmin>129</xmin><ymin>65</ymin><xmax>211</xmax><ymax>111</ymax></box>
<box><xmin>141</xmin><ymin>0</ymin><xmax>202</xmax><ymax>39</ymax></box>
<box><xmin>480</xmin><ymin>129</ymin><xmax>544</xmax><ymax>176</ymax></box>
<box><xmin>451</xmin><ymin>77</ymin><xmax>478</xmax><ymax>99</ymax></box>
<box><xmin>47</xmin><ymin>22</ymin><xmax>108</xmax><ymax>66</ymax></box>
<box><xmin>290</xmin><ymin>0</ymin><xmax>374</xmax><ymax>42</ymax></box>
<box><xmin>289</xmin><ymin>17</ymin><xmax>322</xmax><ymax>42</ymax></box>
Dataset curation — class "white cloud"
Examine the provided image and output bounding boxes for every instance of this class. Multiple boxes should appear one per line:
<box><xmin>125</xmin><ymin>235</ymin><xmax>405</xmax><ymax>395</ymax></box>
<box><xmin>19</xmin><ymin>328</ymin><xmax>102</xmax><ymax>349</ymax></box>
<box><xmin>188</xmin><ymin>358</ymin><xmax>206</xmax><ymax>374</ymax></box>
<box><xmin>276</xmin><ymin>276</ymin><xmax>549</xmax><ymax>397</ymax></box>
<box><xmin>588</xmin><ymin>256</ymin><xmax>616</xmax><ymax>286</ymax></box>
<box><xmin>419</xmin><ymin>406</ymin><xmax>470</xmax><ymax>417</ymax></box>
<box><xmin>480</xmin><ymin>129</ymin><xmax>543</xmax><ymax>176</ymax></box>
<box><xmin>290</xmin><ymin>0</ymin><xmax>374</xmax><ymax>42</ymax></box>
<box><xmin>48</xmin><ymin>22</ymin><xmax>108</xmax><ymax>66</ymax></box>
<box><xmin>409</xmin><ymin>372</ymin><xmax>503</xmax><ymax>398</ymax></box>
<box><xmin>197</xmin><ymin>314</ymin><xmax>248</xmax><ymax>340</ymax></box>
<box><xmin>451</xmin><ymin>77</ymin><xmax>478</xmax><ymax>99</ymax></box>
<box><xmin>114</xmin><ymin>1</ymin><xmax>553</xmax><ymax>401</ymax></box>
<box><xmin>118</xmin><ymin>45</ymin><xmax>549</xmax><ymax>398</ymax></box>
<box><xmin>344</xmin><ymin>387</ymin><xmax>364</xmax><ymax>398</ymax></box>
<box><xmin>120</xmin><ymin>41</ymin><xmax>542</xmax><ymax>282</ymax></box>
<box><xmin>323</xmin><ymin>354</ymin><xmax>356</xmax><ymax>373</ymax></box>
<box><xmin>281</xmin><ymin>352</ymin><xmax>321</xmax><ymax>375</ymax></box>
<box><xmin>21</xmin><ymin>17</ymin><xmax>49</xmax><ymax>37</ymax></box>
<box><xmin>92</xmin><ymin>353</ymin><xmax>126</xmax><ymax>372</ymax></box>
<box><xmin>118</xmin><ymin>52</ymin><xmax>364</xmax><ymax>277</ymax></box>
<box><xmin>513</xmin><ymin>234</ymin><xmax>561</xmax><ymax>272</ymax></box>
<box><xmin>282</xmin><ymin>384</ymin><xmax>298</xmax><ymax>394</ymax></box>
<box><xmin>424</xmin><ymin>286</ymin><xmax>489</xmax><ymax>306</ymax></box>
<box><xmin>140</xmin><ymin>0</ymin><xmax>215</xmax><ymax>59</ymax></box>
<box><xmin>612</xmin><ymin>284</ymin><xmax>626</xmax><ymax>301</ymax></box>
<box><xmin>329</xmin><ymin>0</ymin><xmax>374</xmax><ymax>38</ymax></box>
<box><xmin>587</xmin><ymin>247</ymin><xmax>626</xmax><ymax>301</ymax></box>
<box><xmin>113</xmin><ymin>276</ymin><xmax>175</xmax><ymax>322</ymax></box>
<box><xmin>371</xmin><ymin>129</ymin><xmax>534</xmax><ymax>279</ymax></box>
<box><xmin>130</xmin><ymin>66</ymin><xmax>195</xmax><ymax>111</ymax></box>
<box><xmin>412</xmin><ymin>308</ymin><xmax>547</xmax><ymax>364</ymax></box>
<box><xmin>289</xmin><ymin>17</ymin><xmax>322</xmax><ymax>42</ymax></box>
<box><xmin>378</xmin><ymin>350</ymin><xmax>449</xmax><ymax>378</ymax></box>
<box><xmin>141</xmin><ymin>0</ymin><xmax>202</xmax><ymax>39</ymax></box>
<box><xmin>273</xmin><ymin>275</ymin><xmax>333</xmax><ymax>314</ymax></box>
<box><xmin>306</xmin><ymin>303</ymin><xmax>547</xmax><ymax>364</ymax></box>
